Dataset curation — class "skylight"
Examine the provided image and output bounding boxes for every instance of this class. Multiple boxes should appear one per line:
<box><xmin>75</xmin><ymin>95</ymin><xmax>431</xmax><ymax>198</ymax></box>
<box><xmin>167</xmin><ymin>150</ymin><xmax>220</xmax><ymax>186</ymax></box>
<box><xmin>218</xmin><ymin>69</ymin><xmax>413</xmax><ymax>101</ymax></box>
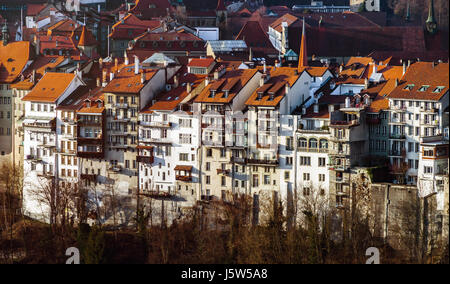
<box><xmin>433</xmin><ymin>86</ymin><xmax>445</xmax><ymax>93</ymax></box>
<box><xmin>418</xmin><ymin>85</ymin><xmax>429</xmax><ymax>92</ymax></box>
<box><xmin>404</xmin><ymin>84</ymin><xmax>414</xmax><ymax>90</ymax></box>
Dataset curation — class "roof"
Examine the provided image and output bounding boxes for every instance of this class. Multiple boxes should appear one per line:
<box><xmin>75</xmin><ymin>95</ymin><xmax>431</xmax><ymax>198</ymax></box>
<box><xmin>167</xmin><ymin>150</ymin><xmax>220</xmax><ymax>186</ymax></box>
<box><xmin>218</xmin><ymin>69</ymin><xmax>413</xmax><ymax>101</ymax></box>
<box><xmin>129</xmin><ymin>0</ymin><xmax>172</xmax><ymax>20</ymax></box>
<box><xmin>78</xmin><ymin>25</ymin><xmax>97</xmax><ymax>47</ymax></box>
<box><xmin>245</xmin><ymin>67</ymin><xmax>302</xmax><ymax>107</ymax></box>
<box><xmin>235</xmin><ymin>20</ymin><xmax>276</xmax><ymax>53</ymax></box>
<box><xmin>208</xmin><ymin>40</ymin><xmax>247</xmax><ymax>53</ymax></box>
<box><xmin>102</xmin><ymin>68</ymin><xmax>158</xmax><ymax>94</ymax></box>
<box><xmin>109</xmin><ymin>14</ymin><xmax>161</xmax><ymax>40</ymax></box>
<box><xmin>142</xmin><ymin>72</ymin><xmax>205</xmax><ymax>112</ymax></box>
<box><xmin>299</xmin><ymin>66</ymin><xmax>329</xmax><ymax>78</ymax></box>
<box><xmin>0</xmin><ymin>41</ymin><xmax>31</xmax><ymax>84</ymax></box>
<box><xmin>56</xmin><ymin>85</ymin><xmax>92</xmax><ymax>111</ymax></box>
<box><xmin>187</xmin><ymin>57</ymin><xmax>215</xmax><ymax>68</ymax></box>
<box><xmin>141</xmin><ymin>53</ymin><xmax>176</xmax><ymax>65</ymax></box>
<box><xmin>194</xmin><ymin>69</ymin><xmax>259</xmax><ymax>104</ymax></box>
<box><xmin>387</xmin><ymin>62</ymin><xmax>449</xmax><ymax>101</ymax></box>
<box><xmin>174</xmin><ymin>165</ymin><xmax>193</xmax><ymax>171</ymax></box>
<box><xmin>302</xmin><ymin>94</ymin><xmax>352</xmax><ymax>119</ymax></box>
<box><xmin>27</xmin><ymin>3</ymin><xmax>46</xmax><ymax>16</ymax></box>
<box><xmin>22</xmin><ymin>72</ymin><xmax>76</xmax><ymax>103</ymax></box>
<box><xmin>269</xmin><ymin>13</ymin><xmax>299</xmax><ymax>33</ymax></box>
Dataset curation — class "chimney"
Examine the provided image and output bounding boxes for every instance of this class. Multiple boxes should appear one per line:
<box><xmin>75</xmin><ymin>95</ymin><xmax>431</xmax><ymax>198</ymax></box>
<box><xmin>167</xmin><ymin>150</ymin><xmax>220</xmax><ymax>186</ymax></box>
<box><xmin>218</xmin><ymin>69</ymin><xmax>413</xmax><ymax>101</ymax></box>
<box><xmin>313</xmin><ymin>103</ymin><xmax>319</xmax><ymax>113</ymax></box>
<box><xmin>329</xmin><ymin>104</ymin><xmax>334</xmax><ymax>113</ymax></box>
<box><xmin>345</xmin><ymin>97</ymin><xmax>350</xmax><ymax>108</ymax></box>
<box><xmin>110</xmin><ymin>72</ymin><xmax>114</xmax><ymax>81</ymax></box>
<box><xmin>99</xmin><ymin>57</ymin><xmax>103</xmax><ymax>69</ymax></box>
<box><xmin>124</xmin><ymin>51</ymin><xmax>129</xmax><ymax>65</ymax></box>
<box><xmin>204</xmin><ymin>77</ymin><xmax>209</xmax><ymax>86</ymax></box>
<box><xmin>339</xmin><ymin>64</ymin><xmax>343</xmax><ymax>73</ymax></box>
<box><xmin>402</xmin><ymin>61</ymin><xmax>406</xmax><ymax>75</ymax></box>
<box><xmin>407</xmin><ymin>60</ymin><xmax>411</xmax><ymax>67</ymax></box>
<box><xmin>174</xmin><ymin>75</ymin><xmax>179</xmax><ymax>87</ymax></box>
<box><xmin>35</xmin><ymin>35</ymin><xmax>40</xmax><ymax>55</ymax></box>
<box><xmin>302</xmin><ymin>107</ymin><xmax>306</xmax><ymax>115</ymax></box>
<box><xmin>285</xmin><ymin>83</ymin><xmax>290</xmax><ymax>94</ymax></box>
<box><xmin>114</xmin><ymin>57</ymin><xmax>118</xmax><ymax>71</ymax></box>
<box><xmin>364</xmin><ymin>78</ymin><xmax>369</xmax><ymax>89</ymax></box>
<box><xmin>263</xmin><ymin>61</ymin><xmax>267</xmax><ymax>74</ymax></box>
<box><xmin>96</xmin><ymin>77</ymin><xmax>101</xmax><ymax>87</ymax></box>
<box><xmin>372</xmin><ymin>62</ymin><xmax>377</xmax><ymax>74</ymax></box>
<box><xmin>141</xmin><ymin>71</ymin><xmax>145</xmax><ymax>84</ymax></box>
<box><xmin>187</xmin><ymin>83</ymin><xmax>191</xmax><ymax>94</ymax></box>
<box><xmin>134</xmin><ymin>55</ymin><xmax>140</xmax><ymax>74</ymax></box>
<box><xmin>259</xmin><ymin>75</ymin><xmax>265</xmax><ymax>87</ymax></box>
<box><xmin>31</xmin><ymin>70</ymin><xmax>36</xmax><ymax>83</ymax></box>
<box><xmin>102</xmin><ymin>71</ymin><xmax>107</xmax><ymax>87</ymax></box>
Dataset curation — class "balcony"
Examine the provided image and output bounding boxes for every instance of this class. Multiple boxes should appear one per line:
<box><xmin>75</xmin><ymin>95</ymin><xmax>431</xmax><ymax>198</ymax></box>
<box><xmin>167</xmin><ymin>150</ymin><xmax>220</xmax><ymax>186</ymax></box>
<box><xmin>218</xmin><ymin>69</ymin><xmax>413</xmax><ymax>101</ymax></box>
<box><xmin>139</xmin><ymin>121</ymin><xmax>172</xmax><ymax>128</ymax></box>
<box><xmin>80</xmin><ymin>174</ymin><xmax>97</xmax><ymax>182</ymax></box>
<box><xmin>329</xmin><ymin>149</ymin><xmax>349</xmax><ymax>156</ymax></box>
<box><xmin>136</xmin><ymin>155</ymin><xmax>154</xmax><ymax>164</ymax></box>
<box><xmin>230</xmin><ymin>156</ymin><xmax>246</xmax><ymax>164</ymax></box>
<box><xmin>420</xmin><ymin>107</ymin><xmax>439</xmax><ymax>113</ymax></box>
<box><xmin>328</xmin><ymin>164</ymin><xmax>350</xmax><ymax>171</ymax></box>
<box><xmin>390</xmin><ymin>133</ymin><xmax>406</xmax><ymax>140</ymax></box>
<box><xmin>297</xmin><ymin>127</ymin><xmax>330</xmax><ymax>134</ymax></box>
<box><xmin>216</xmin><ymin>168</ymin><xmax>231</xmax><ymax>176</ymax></box>
<box><xmin>111</xmin><ymin>116</ymin><xmax>130</xmax><ymax>123</ymax></box>
<box><xmin>37</xmin><ymin>172</ymin><xmax>55</xmax><ymax>178</ymax></box>
<box><xmin>333</xmin><ymin>176</ymin><xmax>349</xmax><ymax>183</ymax></box>
<box><xmin>77</xmin><ymin>135</ymin><xmax>103</xmax><ymax>145</ymax></box>
<box><xmin>420</xmin><ymin>120</ymin><xmax>439</xmax><ymax>126</ymax></box>
<box><xmin>37</xmin><ymin>141</ymin><xmax>56</xmax><ymax>148</ymax></box>
<box><xmin>391</xmin><ymin>105</ymin><xmax>407</xmax><ymax>112</ymax></box>
<box><xmin>389</xmin><ymin>149</ymin><xmax>406</xmax><ymax>157</ymax></box>
<box><xmin>77</xmin><ymin>151</ymin><xmax>104</xmax><ymax>159</ymax></box>
<box><xmin>389</xmin><ymin>118</ymin><xmax>406</xmax><ymax>124</ymax></box>
<box><xmin>140</xmin><ymin>190</ymin><xmax>174</xmax><ymax>198</ymax></box>
<box><xmin>202</xmin><ymin>109</ymin><xmax>225</xmax><ymax>115</ymax></box>
<box><xmin>108</xmin><ymin>166</ymin><xmax>122</xmax><ymax>172</ymax></box>
<box><xmin>62</xmin><ymin>116</ymin><xmax>76</xmax><ymax>124</ymax></box>
<box><xmin>114</xmin><ymin>103</ymin><xmax>128</xmax><ymax>109</ymax></box>
<box><xmin>140</xmin><ymin>137</ymin><xmax>172</xmax><ymax>144</ymax></box>
<box><xmin>246</xmin><ymin>158</ymin><xmax>279</xmax><ymax>166</ymax></box>
<box><xmin>330</xmin><ymin>119</ymin><xmax>360</xmax><ymax>127</ymax></box>
<box><xmin>78</xmin><ymin>119</ymin><xmax>102</xmax><ymax>127</ymax></box>
<box><xmin>176</xmin><ymin>175</ymin><xmax>192</xmax><ymax>182</ymax></box>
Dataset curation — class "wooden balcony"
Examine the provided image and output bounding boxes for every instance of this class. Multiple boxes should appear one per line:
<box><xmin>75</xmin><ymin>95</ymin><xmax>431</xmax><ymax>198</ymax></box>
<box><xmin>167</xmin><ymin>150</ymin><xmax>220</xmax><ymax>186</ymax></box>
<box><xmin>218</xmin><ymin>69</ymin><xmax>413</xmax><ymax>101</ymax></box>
<box><xmin>137</xmin><ymin>155</ymin><xmax>154</xmax><ymax>164</ymax></box>
<box><xmin>77</xmin><ymin>151</ymin><xmax>104</xmax><ymax>159</ymax></box>
<box><xmin>216</xmin><ymin>168</ymin><xmax>231</xmax><ymax>176</ymax></box>
<box><xmin>176</xmin><ymin>175</ymin><xmax>192</xmax><ymax>182</ymax></box>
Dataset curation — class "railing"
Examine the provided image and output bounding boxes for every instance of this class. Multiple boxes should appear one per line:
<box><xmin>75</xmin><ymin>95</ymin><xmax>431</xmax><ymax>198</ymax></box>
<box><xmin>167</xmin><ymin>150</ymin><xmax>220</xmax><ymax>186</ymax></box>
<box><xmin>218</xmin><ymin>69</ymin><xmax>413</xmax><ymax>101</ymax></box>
<box><xmin>389</xmin><ymin>118</ymin><xmax>406</xmax><ymax>124</ymax></box>
<box><xmin>136</xmin><ymin>156</ymin><xmax>154</xmax><ymax>164</ymax></box>
<box><xmin>389</xmin><ymin>149</ymin><xmax>406</xmax><ymax>156</ymax></box>
<box><xmin>420</xmin><ymin>107</ymin><xmax>439</xmax><ymax>113</ymax></box>
<box><xmin>390</xmin><ymin>133</ymin><xmax>406</xmax><ymax>139</ymax></box>
<box><xmin>26</xmin><ymin>155</ymin><xmax>42</xmax><ymax>162</ymax></box>
<box><xmin>176</xmin><ymin>175</ymin><xmax>192</xmax><ymax>182</ymax></box>
<box><xmin>111</xmin><ymin>117</ymin><xmax>130</xmax><ymax>122</ymax></box>
<box><xmin>391</xmin><ymin>105</ymin><xmax>407</xmax><ymax>111</ymax></box>
<box><xmin>420</xmin><ymin>120</ymin><xmax>439</xmax><ymax>126</ymax></box>
<box><xmin>140</xmin><ymin>121</ymin><xmax>171</xmax><ymax>128</ymax></box>
<box><xmin>62</xmin><ymin>117</ymin><xmax>76</xmax><ymax>124</ymax></box>
<box><xmin>330</xmin><ymin>119</ymin><xmax>359</xmax><ymax>126</ymax></box>
<box><xmin>329</xmin><ymin>149</ymin><xmax>349</xmax><ymax>156</ymax></box>
<box><xmin>80</xmin><ymin>174</ymin><xmax>97</xmax><ymax>182</ymax></box>
<box><xmin>114</xmin><ymin>103</ymin><xmax>128</xmax><ymax>108</ymax></box>
<box><xmin>108</xmin><ymin>166</ymin><xmax>122</xmax><ymax>172</ymax></box>
<box><xmin>297</xmin><ymin>127</ymin><xmax>330</xmax><ymax>133</ymax></box>
<box><xmin>140</xmin><ymin>137</ymin><xmax>172</xmax><ymax>144</ymax></box>
<box><xmin>230</xmin><ymin>156</ymin><xmax>246</xmax><ymax>164</ymax></box>
<box><xmin>246</xmin><ymin>158</ymin><xmax>279</xmax><ymax>166</ymax></box>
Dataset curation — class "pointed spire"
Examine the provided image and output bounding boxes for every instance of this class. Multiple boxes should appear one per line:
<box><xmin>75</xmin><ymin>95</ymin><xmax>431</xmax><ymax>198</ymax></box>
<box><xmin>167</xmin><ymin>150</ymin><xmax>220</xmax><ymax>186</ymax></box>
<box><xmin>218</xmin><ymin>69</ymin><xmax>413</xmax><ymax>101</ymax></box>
<box><xmin>426</xmin><ymin>0</ymin><xmax>437</xmax><ymax>34</ymax></box>
<box><xmin>405</xmin><ymin>0</ymin><xmax>410</xmax><ymax>22</ymax></box>
<box><xmin>78</xmin><ymin>25</ymin><xmax>87</xmax><ymax>46</ymax></box>
<box><xmin>216</xmin><ymin>0</ymin><xmax>226</xmax><ymax>11</ymax></box>
<box><xmin>298</xmin><ymin>17</ymin><xmax>308</xmax><ymax>71</ymax></box>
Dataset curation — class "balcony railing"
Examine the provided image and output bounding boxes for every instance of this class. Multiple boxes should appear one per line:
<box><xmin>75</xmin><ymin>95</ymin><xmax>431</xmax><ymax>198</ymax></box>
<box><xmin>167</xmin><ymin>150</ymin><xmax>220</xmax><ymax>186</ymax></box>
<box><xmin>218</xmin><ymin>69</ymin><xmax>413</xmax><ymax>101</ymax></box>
<box><xmin>330</xmin><ymin>119</ymin><xmax>359</xmax><ymax>127</ymax></box>
<box><xmin>136</xmin><ymin>156</ymin><xmax>154</xmax><ymax>164</ymax></box>
<box><xmin>367</xmin><ymin>118</ymin><xmax>381</xmax><ymax>124</ymax></box>
<box><xmin>111</xmin><ymin>116</ymin><xmax>130</xmax><ymax>123</ymax></box>
<box><xmin>390</xmin><ymin>133</ymin><xmax>406</xmax><ymax>140</ymax></box>
<box><xmin>114</xmin><ymin>103</ymin><xmax>128</xmax><ymax>108</ymax></box>
<box><xmin>389</xmin><ymin>149</ymin><xmax>406</xmax><ymax>156</ymax></box>
<box><xmin>389</xmin><ymin>118</ymin><xmax>406</xmax><ymax>124</ymax></box>
<box><xmin>246</xmin><ymin>158</ymin><xmax>279</xmax><ymax>166</ymax></box>
<box><xmin>230</xmin><ymin>156</ymin><xmax>246</xmax><ymax>164</ymax></box>
<box><xmin>140</xmin><ymin>121</ymin><xmax>172</xmax><ymax>128</ymax></box>
<box><xmin>297</xmin><ymin>127</ymin><xmax>330</xmax><ymax>133</ymax></box>
<box><xmin>420</xmin><ymin>107</ymin><xmax>439</xmax><ymax>113</ymax></box>
<box><xmin>176</xmin><ymin>175</ymin><xmax>192</xmax><ymax>182</ymax></box>
<box><xmin>108</xmin><ymin>166</ymin><xmax>122</xmax><ymax>172</ymax></box>
<box><xmin>80</xmin><ymin>174</ymin><xmax>97</xmax><ymax>182</ymax></box>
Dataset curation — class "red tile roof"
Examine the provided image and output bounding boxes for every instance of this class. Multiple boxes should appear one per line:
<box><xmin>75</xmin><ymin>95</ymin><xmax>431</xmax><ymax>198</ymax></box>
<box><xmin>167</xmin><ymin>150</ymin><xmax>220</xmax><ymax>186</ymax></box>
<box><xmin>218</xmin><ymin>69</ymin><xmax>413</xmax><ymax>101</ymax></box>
<box><xmin>195</xmin><ymin>69</ymin><xmax>259</xmax><ymax>104</ymax></box>
<box><xmin>22</xmin><ymin>72</ymin><xmax>76</xmax><ymax>103</ymax></box>
<box><xmin>235</xmin><ymin>20</ymin><xmax>276</xmax><ymax>54</ymax></box>
<box><xmin>109</xmin><ymin>14</ymin><xmax>161</xmax><ymax>40</ymax></box>
<box><xmin>187</xmin><ymin>57</ymin><xmax>215</xmax><ymax>68</ymax></box>
<box><xmin>26</xmin><ymin>4</ymin><xmax>46</xmax><ymax>16</ymax></box>
<box><xmin>0</xmin><ymin>41</ymin><xmax>31</xmax><ymax>84</ymax></box>
<box><xmin>78</xmin><ymin>25</ymin><xmax>97</xmax><ymax>47</ymax></box>
<box><xmin>387</xmin><ymin>62</ymin><xmax>449</xmax><ymax>101</ymax></box>
<box><xmin>102</xmin><ymin>67</ymin><xmax>158</xmax><ymax>94</ymax></box>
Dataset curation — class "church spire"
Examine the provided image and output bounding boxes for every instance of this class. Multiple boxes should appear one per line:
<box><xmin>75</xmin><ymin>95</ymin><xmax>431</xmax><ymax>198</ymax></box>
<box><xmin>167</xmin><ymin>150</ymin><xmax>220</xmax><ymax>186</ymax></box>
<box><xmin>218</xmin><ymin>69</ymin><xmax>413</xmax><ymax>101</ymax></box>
<box><xmin>298</xmin><ymin>17</ymin><xmax>308</xmax><ymax>70</ymax></box>
<box><xmin>2</xmin><ymin>21</ymin><xmax>9</xmax><ymax>46</ymax></box>
<box><xmin>405</xmin><ymin>0</ymin><xmax>411</xmax><ymax>22</ymax></box>
<box><xmin>426</xmin><ymin>0</ymin><xmax>437</xmax><ymax>34</ymax></box>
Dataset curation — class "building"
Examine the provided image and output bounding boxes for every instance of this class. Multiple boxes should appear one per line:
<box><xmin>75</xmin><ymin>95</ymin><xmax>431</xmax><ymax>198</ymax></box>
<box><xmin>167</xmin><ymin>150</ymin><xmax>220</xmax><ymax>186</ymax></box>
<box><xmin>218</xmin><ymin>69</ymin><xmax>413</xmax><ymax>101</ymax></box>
<box><xmin>21</xmin><ymin>71</ymin><xmax>85</xmax><ymax>222</ymax></box>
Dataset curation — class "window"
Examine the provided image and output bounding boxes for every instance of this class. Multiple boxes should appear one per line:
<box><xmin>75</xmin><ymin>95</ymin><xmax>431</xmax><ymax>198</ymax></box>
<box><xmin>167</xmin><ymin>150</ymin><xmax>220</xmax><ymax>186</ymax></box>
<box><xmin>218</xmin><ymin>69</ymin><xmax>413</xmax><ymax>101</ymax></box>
<box><xmin>423</xmin><ymin>166</ymin><xmax>433</xmax><ymax>174</ymax></box>
<box><xmin>319</xmin><ymin>174</ymin><xmax>325</xmax><ymax>182</ymax></box>
<box><xmin>284</xmin><ymin>171</ymin><xmax>290</xmax><ymax>180</ymax></box>
<box><xmin>252</xmin><ymin>175</ymin><xmax>259</xmax><ymax>187</ymax></box>
<box><xmin>264</xmin><ymin>175</ymin><xmax>270</xmax><ymax>185</ymax></box>
<box><xmin>285</xmin><ymin>157</ymin><xmax>293</xmax><ymax>166</ymax></box>
<box><xmin>206</xmin><ymin>176</ymin><xmax>210</xmax><ymax>184</ymax></box>
<box><xmin>318</xmin><ymin>157</ymin><xmax>326</xmax><ymax>167</ymax></box>
<box><xmin>418</xmin><ymin>85</ymin><xmax>429</xmax><ymax>92</ymax></box>
<box><xmin>179</xmin><ymin>153</ymin><xmax>189</xmax><ymax>161</ymax></box>
<box><xmin>423</xmin><ymin>149</ymin><xmax>434</xmax><ymax>157</ymax></box>
<box><xmin>298</xmin><ymin>138</ymin><xmax>307</xmax><ymax>148</ymax></box>
<box><xmin>319</xmin><ymin>139</ymin><xmax>328</xmax><ymax>149</ymax></box>
<box><xmin>299</xmin><ymin>156</ymin><xmax>311</xmax><ymax>166</ymax></box>
<box><xmin>303</xmin><ymin>173</ymin><xmax>310</xmax><ymax>181</ymax></box>
<box><xmin>206</xmin><ymin>148</ymin><xmax>212</xmax><ymax>157</ymax></box>
<box><xmin>433</xmin><ymin>86</ymin><xmax>445</xmax><ymax>93</ymax></box>
<box><xmin>404</xmin><ymin>84</ymin><xmax>414</xmax><ymax>90</ymax></box>
<box><xmin>309</xmin><ymin>138</ymin><xmax>318</xmax><ymax>148</ymax></box>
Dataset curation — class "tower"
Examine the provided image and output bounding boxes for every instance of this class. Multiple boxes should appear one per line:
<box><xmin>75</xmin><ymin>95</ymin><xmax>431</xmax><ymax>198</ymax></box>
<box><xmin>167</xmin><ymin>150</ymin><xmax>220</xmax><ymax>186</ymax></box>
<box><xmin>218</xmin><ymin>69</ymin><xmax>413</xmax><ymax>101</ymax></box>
<box><xmin>298</xmin><ymin>18</ymin><xmax>308</xmax><ymax>70</ymax></box>
<box><xmin>2</xmin><ymin>21</ymin><xmax>9</xmax><ymax>46</ymax></box>
<box><xmin>216</xmin><ymin>0</ymin><xmax>227</xmax><ymax>32</ymax></box>
<box><xmin>425</xmin><ymin>0</ymin><xmax>437</xmax><ymax>35</ymax></box>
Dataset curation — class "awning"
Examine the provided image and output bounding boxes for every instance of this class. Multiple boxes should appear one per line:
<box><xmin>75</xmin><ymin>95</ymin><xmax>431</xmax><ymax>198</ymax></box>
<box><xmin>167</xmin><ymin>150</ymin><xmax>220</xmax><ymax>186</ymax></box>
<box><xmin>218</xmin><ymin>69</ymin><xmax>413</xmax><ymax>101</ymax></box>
<box><xmin>174</xmin><ymin>165</ymin><xmax>193</xmax><ymax>171</ymax></box>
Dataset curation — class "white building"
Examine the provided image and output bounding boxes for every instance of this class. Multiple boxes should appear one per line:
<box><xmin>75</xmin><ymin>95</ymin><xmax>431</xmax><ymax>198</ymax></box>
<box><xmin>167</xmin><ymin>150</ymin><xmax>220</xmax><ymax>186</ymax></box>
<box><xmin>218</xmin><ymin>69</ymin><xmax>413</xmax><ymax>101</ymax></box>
<box><xmin>21</xmin><ymin>71</ymin><xmax>84</xmax><ymax>222</ymax></box>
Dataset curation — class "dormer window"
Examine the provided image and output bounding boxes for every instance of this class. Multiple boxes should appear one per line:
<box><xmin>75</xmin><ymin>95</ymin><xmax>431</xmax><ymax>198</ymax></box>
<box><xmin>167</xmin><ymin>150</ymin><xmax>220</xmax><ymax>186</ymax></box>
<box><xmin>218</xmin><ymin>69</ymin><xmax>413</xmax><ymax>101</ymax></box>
<box><xmin>269</xmin><ymin>94</ymin><xmax>274</xmax><ymax>101</ymax></box>
<box><xmin>209</xmin><ymin>90</ymin><xmax>215</xmax><ymax>98</ymax></box>
<box><xmin>433</xmin><ymin>86</ymin><xmax>445</xmax><ymax>93</ymax></box>
<box><xmin>223</xmin><ymin>90</ymin><xmax>229</xmax><ymax>98</ymax></box>
<box><xmin>418</xmin><ymin>85</ymin><xmax>429</xmax><ymax>92</ymax></box>
<box><xmin>257</xmin><ymin>92</ymin><xmax>263</xmax><ymax>100</ymax></box>
<box><xmin>404</xmin><ymin>84</ymin><xmax>414</xmax><ymax>90</ymax></box>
